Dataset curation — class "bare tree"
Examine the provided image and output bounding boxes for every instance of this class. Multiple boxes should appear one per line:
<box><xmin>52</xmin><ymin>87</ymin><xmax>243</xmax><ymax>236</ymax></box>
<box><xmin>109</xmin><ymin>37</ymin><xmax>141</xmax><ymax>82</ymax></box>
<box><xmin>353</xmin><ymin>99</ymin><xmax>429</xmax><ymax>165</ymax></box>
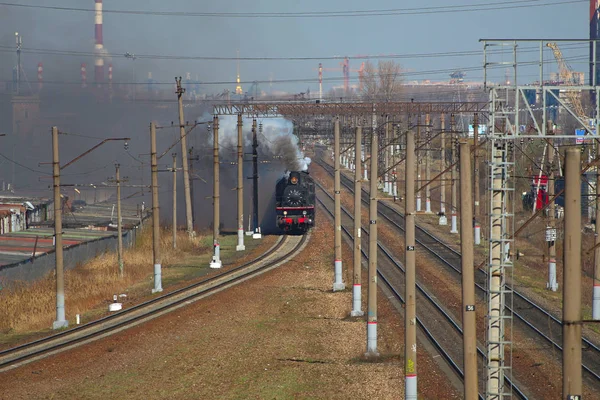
<box><xmin>361</xmin><ymin>60</ymin><xmax>403</xmax><ymax>101</ymax></box>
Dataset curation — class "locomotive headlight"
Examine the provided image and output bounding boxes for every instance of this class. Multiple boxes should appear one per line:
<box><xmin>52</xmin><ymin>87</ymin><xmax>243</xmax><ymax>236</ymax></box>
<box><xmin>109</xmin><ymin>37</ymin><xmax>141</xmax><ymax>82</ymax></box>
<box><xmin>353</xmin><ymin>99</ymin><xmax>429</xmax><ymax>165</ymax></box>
<box><xmin>283</xmin><ymin>211</ymin><xmax>288</xmax><ymax>216</ymax></box>
<box><xmin>303</xmin><ymin>211</ymin><xmax>307</xmax><ymax>215</ymax></box>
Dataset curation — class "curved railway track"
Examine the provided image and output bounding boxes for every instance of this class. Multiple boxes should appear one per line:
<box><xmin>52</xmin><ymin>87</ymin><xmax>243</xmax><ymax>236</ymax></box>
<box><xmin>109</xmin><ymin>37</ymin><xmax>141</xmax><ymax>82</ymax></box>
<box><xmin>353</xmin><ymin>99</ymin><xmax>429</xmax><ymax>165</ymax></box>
<box><xmin>314</xmin><ymin>154</ymin><xmax>600</xmax><ymax>388</ymax></box>
<box><xmin>315</xmin><ymin>183</ymin><xmax>526</xmax><ymax>399</ymax></box>
<box><xmin>0</xmin><ymin>234</ymin><xmax>308</xmax><ymax>372</ymax></box>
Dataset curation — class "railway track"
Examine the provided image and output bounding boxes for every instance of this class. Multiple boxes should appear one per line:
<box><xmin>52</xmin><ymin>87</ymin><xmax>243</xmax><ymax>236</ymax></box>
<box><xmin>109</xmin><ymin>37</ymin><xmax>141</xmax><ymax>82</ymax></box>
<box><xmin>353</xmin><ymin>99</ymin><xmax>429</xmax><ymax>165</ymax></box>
<box><xmin>0</xmin><ymin>234</ymin><xmax>308</xmax><ymax>372</ymax></box>
<box><xmin>314</xmin><ymin>154</ymin><xmax>600</xmax><ymax>388</ymax></box>
<box><xmin>315</xmin><ymin>183</ymin><xmax>526</xmax><ymax>399</ymax></box>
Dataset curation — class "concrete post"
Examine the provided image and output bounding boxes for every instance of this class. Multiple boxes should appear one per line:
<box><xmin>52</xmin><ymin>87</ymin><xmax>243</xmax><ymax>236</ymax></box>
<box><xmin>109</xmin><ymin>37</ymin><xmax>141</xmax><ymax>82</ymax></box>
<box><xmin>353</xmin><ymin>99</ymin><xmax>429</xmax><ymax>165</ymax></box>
<box><xmin>416</xmin><ymin>115</ymin><xmax>422</xmax><ymax>213</ymax></box>
<box><xmin>236</xmin><ymin>113</ymin><xmax>245</xmax><ymax>251</ymax></box>
<box><xmin>252</xmin><ymin>119</ymin><xmax>261</xmax><ymax>238</ymax></box>
<box><xmin>52</xmin><ymin>126</ymin><xmax>68</xmax><ymax>330</ymax></box>
<box><xmin>352</xmin><ymin>125</ymin><xmax>364</xmax><ymax>317</ymax></box>
<box><xmin>116</xmin><ymin>163</ymin><xmax>124</xmax><ymax>276</ymax></box>
<box><xmin>425</xmin><ymin>113</ymin><xmax>432</xmax><ymax>213</ymax></box>
<box><xmin>459</xmin><ymin>140</ymin><xmax>478</xmax><ymax>399</ymax></box>
<box><xmin>172</xmin><ymin>154</ymin><xmax>177</xmax><ymax>249</ymax></box>
<box><xmin>563</xmin><ymin>148</ymin><xmax>582</xmax><ymax>399</ymax></box>
<box><xmin>333</xmin><ymin>117</ymin><xmax>345</xmax><ymax>291</ymax></box>
<box><xmin>440</xmin><ymin>113</ymin><xmax>446</xmax><ymax>215</ymax></box>
<box><xmin>594</xmin><ymin>162</ymin><xmax>600</xmax><ymax>318</ymax></box>
<box><xmin>405</xmin><ymin>128</ymin><xmax>417</xmax><ymax>399</ymax></box>
<box><xmin>176</xmin><ymin>78</ymin><xmax>194</xmax><ymax>237</ymax></box>
<box><xmin>548</xmin><ymin>148</ymin><xmax>558</xmax><ymax>291</ymax></box>
<box><xmin>450</xmin><ymin>114</ymin><xmax>458</xmax><ymax>234</ymax></box>
<box><xmin>473</xmin><ymin>113</ymin><xmax>480</xmax><ymax>247</ymax></box>
<box><xmin>366</xmin><ymin>110</ymin><xmax>379</xmax><ymax>357</ymax></box>
<box><xmin>210</xmin><ymin>116</ymin><xmax>222</xmax><ymax>269</ymax></box>
<box><xmin>150</xmin><ymin>122</ymin><xmax>162</xmax><ymax>293</ymax></box>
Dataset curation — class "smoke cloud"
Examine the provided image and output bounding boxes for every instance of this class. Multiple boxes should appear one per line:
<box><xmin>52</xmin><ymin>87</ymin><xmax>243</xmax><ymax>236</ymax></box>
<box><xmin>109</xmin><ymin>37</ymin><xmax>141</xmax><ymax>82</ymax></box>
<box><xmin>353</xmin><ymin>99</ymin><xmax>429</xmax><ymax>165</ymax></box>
<box><xmin>211</xmin><ymin>115</ymin><xmax>311</xmax><ymax>172</ymax></box>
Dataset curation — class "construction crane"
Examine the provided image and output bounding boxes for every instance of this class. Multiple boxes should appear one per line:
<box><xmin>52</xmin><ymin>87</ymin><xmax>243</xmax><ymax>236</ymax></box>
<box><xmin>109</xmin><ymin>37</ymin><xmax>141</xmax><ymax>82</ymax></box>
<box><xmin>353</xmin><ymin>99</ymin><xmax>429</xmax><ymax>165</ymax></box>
<box><xmin>316</xmin><ymin>58</ymin><xmax>365</xmax><ymax>96</ymax></box>
<box><xmin>546</xmin><ymin>42</ymin><xmax>588</xmax><ymax>125</ymax></box>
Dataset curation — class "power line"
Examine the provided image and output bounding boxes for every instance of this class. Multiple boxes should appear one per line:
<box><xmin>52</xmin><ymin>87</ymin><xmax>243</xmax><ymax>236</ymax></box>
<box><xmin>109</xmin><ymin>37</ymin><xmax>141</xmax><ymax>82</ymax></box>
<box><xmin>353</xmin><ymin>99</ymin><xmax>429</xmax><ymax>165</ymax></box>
<box><xmin>0</xmin><ymin>42</ymin><xmax>587</xmax><ymax>62</ymax></box>
<box><xmin>0</xmin><ymin>0</ymin><xmax>585</xmax><ymax>17</ymax></box>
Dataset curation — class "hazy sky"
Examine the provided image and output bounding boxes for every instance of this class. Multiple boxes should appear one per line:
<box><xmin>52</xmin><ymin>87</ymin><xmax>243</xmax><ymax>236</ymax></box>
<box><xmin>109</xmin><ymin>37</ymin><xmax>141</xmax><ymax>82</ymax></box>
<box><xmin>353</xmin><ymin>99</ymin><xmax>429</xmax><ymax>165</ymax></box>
<box><xmin>0</xmin><ymin>0</ymin><xmax>589</xmax><ymax>94</ymax></box>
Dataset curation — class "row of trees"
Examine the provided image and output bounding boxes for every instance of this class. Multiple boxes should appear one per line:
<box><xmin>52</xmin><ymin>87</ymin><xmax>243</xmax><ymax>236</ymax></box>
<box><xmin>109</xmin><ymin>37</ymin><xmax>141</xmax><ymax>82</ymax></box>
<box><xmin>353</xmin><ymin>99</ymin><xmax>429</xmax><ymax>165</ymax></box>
<box><xmin>326</xmin><ymin>60</ymin><xmax>404</xmax><ymax>101</ymax></box>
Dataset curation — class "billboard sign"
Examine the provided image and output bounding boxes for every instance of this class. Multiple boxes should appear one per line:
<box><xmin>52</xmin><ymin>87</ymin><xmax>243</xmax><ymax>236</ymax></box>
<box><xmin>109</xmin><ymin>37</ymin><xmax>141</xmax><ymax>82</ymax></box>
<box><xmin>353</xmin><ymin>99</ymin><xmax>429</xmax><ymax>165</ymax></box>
<box><xmin>468</xmin><ymin>124</ymin><xmax>486</xmax><ymax>138</ymax></box>
<box><xmin>576</xmin><ymin>128</ymin><xmax>597</xmax><ymax>144</ymax></box>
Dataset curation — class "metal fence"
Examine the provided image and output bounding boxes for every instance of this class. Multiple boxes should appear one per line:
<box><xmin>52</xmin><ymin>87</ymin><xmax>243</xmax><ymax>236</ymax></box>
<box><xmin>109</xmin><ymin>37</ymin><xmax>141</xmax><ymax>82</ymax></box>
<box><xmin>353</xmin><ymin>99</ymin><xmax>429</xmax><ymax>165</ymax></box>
<box><xmin>0</xmin><ymin>223</ymin><xmax>146</xmax><ymax>284</ymax></box>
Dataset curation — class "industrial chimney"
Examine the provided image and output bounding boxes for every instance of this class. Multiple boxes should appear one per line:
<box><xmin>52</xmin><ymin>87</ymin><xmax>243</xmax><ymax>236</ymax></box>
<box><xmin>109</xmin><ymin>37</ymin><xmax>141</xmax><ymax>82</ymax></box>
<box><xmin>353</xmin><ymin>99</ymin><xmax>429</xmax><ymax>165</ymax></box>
<box><xmin>94</xmin><ymin>0</ymin><xmax>104</xmax><ymax>84</ymax></box>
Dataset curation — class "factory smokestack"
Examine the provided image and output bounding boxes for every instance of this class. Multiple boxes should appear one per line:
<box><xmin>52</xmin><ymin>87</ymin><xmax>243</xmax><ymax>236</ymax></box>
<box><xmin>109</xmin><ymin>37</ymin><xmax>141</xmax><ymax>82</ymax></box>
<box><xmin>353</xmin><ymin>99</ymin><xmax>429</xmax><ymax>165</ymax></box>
<box><xmin>37</xmin><ymin>62</ymin><xmax>43</xmax><ymax>92</ymax></box>
<box><xmin>94</xmin><ymin>0</ymin><xmax>104</xmax><ymax>84</ymax></box>
<box><xmin>81</xmin><ymin>63</ymin><xmax>87</xmax><ymax>88</ymax></box>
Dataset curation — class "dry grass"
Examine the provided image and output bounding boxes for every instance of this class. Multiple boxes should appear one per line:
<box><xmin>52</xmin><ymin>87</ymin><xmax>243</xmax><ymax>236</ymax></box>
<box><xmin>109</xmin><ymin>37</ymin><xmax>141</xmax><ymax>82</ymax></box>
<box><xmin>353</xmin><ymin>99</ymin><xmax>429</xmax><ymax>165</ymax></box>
<box><xmin>0</xmin><ymin>227</ymin><xmax>209</xmax><ymax>335</ymax></box>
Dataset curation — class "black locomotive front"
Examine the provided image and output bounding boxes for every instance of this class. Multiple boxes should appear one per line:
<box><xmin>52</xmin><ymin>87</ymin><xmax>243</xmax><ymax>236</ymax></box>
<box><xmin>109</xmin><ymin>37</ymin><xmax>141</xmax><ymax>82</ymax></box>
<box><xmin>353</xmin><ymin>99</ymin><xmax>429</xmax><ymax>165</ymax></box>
<box><xmin>275</xmin><ymin>171</ymin><xmax>315</xmax><ymax>232</ymax></box>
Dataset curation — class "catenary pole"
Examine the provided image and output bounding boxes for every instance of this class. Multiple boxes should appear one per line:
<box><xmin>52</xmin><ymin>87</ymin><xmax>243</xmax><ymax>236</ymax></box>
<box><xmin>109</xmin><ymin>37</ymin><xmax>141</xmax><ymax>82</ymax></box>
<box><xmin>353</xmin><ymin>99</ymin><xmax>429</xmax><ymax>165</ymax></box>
<box><xmin>236</xmin><ymin>113</ymin><xmax>245</xmax><ymax>251</ymax></box>
<box><xmin>440</xmin><ymin>113</ymin><xmax>447</xmax><ymax>224</ymax></box>
<box><xmin>210</xmin><ymin>115</ymin><xmax>222</xmax><ymax>268</ymax></box>
<box><xmin>547</xmin><ymin>143</ymin><xmax>558</xmax><ymax>291</ymax></box>
<box><xmin>52</xmin><ymin>126</ymin><xmax>68</xmax><ymax>330</ymax></box>
<box><xmin>150</xmin><ymin>122</ymin><xmax>162</xmax><ymax>293</ymax></box>
<box><xmin>172</xmin><ymin>153</ymin><xmax>177</xmax><ymax>249</ymax></box>
<box><xmin>594</xmin><ymin>154</ymin><xmax>600</xmax><ymax>318</ymax></box>
<box><xmin>352</xmin><ymin>124</ymin><xmax>364</xmax><ymax>317</ymax></box>
<box><xmin>563</xmin><ymin>147</ymin><xmax>582</xmax><ymax>399</ymax></box>
<box><xmin>252</xmin><ymin>119</ymin><xmax>260</xmax><ymax>237</ymax></box>
<box><xmin>333</xmin><ymin>117</ymin><xmax>345</xmax><ymax>291</ymax></box>
<box><xmin>459</xmin><ymin>139</ymin><xmax>478</xmax><ymax>399</ymax></box>
<box><xmin>405</xmin><ymin>126</ymin><xmax>417</xmax><ymax>400</ymax></box>
<box><xmin>116</xmin><ymin>163</ymin><xmax>123</xmax><ymax>277</ymax></box>
<box><xmin>416</xmin><ymin>115</ymin><xmax>422</xmax><ymax>212</ymax></box>
<box><xmin>450</xmin><ymin>114</ymin><xmax>458</xmax><ymax>234</ymax></box>
<box><xmin>176</xmin><ymin>77</ymin><xmax>194</xmax><ymax>237</ymax></box>
<box><xmin>425</xmin><ymin>113</ymin><xmax>432</xmax><ymax>213</ymax></box>
<box><xmin>366</xmin><ymin>108</ymin><xmax>379</xmax><ymax>357</ymax></box>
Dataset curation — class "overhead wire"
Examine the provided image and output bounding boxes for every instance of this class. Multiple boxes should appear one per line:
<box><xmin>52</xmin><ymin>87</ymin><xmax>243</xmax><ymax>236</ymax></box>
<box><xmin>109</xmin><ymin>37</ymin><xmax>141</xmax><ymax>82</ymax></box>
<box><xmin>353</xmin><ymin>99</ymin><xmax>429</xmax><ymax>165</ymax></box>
<box><xmin>0</xmin><ymin>0</ymin><xmax>585</xmax><ymax>17</ymax></box>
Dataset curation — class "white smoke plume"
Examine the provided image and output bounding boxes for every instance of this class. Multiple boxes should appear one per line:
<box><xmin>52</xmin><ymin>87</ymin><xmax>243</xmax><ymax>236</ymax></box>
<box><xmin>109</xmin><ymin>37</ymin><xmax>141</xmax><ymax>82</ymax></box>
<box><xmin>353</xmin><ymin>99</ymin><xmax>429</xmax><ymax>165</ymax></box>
<box><xmin>201</xmin><ymin>114</ymin><xmax>311</xmax><ymax>172</ymax></box>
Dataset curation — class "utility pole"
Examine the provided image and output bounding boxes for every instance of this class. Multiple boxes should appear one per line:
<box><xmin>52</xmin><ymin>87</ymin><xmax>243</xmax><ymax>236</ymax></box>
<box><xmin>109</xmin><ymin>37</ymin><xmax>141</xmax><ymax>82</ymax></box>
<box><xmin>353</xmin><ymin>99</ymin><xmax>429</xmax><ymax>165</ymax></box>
<box><xmin>439</xmin><ymin>113</ymin><xmax>447</xmax><ymax>225</ymax></box>
<box><xmin>150</xmin><ymin>122</ymin><xmax>162</xmax><ymax>293</ymax></box>
<box><xmin>450</xmin><ymin>114</ymin><xmax>458</xmax><ymax>234</ymax></box>
<box><xmin>172</xmin><ymin>153</ymin><xmax>177</xmax><ymax>249</ymax></box>
<box><xmin>547</xmin><ymin>142</ymin><xmax>558</xmax><ymax>291</ymax></box>
<box><xmin>459</xmin><ymin>139</ymin><xmax>478</xmax><ymax>399</ymax></box>
<box><xmin>473</xmin><ymin>113</ymin><xmax>480</xmax><ymax>217</ymax></box>
<box><xmin>188</xmin><ymin>147</ymin><xmax>199</xmax><ymax>230</ymax></box>
<box><xmin>210</xmin><ymin>115</ymin><xmax>222</xmax><ymax>268</ymax></box>
<box><xmin>384</xmin><ymin>115</ymin><xmax>391</xmax><ymax>194</ymax></box>
<box><xmin>333</xmin><ymin>117</ymin><xmax>345</xmax><ymax>291</ymax></box>
<box><xmin>416</xmin><ymin>114</ymin><xmax>422</xmax><ymax>212</ymax></box>
<box><xmin>425</xmin><ymin>113</ymin><xmax>432</xmax><ymax>213</ymax></box>
<box><xmin>252</xmin><ymin>119</ymin><xmax>261</xmax><ymax>238</ymax></box>
<box><xmin>236</xmin><ymin>113</ymin><xmax>245</xmax><ymax>251</ymax></box>
<box><xmin>15</xmin><ymin>32</ymin><xmax>22</xmax><ymax>95</ymax></box>
<box><xmin>52</xmin><ymin>126</ymin><xmax>68</xmax><ymax>330</ymax></box>
<box><xmin>563</xmin><ymin>147</ymin><xmax>582</xmax><ymax>399</ymax></box>
<box><xmin>351</xmin><ymin>124</ymin><xmax>364</xmax><ymax>317</ymax></box>
<box><xmin>405</xmin><ymin>127</ymin><xmax>417</xmax><ymax>399</ymax></box>
<box><xmin>473</xmin><ymin>113</ymin><xmax>481</xmax><ymax>245</ymax></box>
<box><xmin>366</xmin><ymin>108</ymin><xmax>379</xmax><ymax>357</ymax></box>
<box><xmin>115</xmin><ymin>164</ymin><xmax>124</xmax><ymax>277</ymax></box>
<box><xmin>595</xmin><ymin>159</ymin><xmax>600</xmax><ymax>318</ymax></box>
<box><xmin>175</xmin><ymin>77</ymin><xmax>194</xmax><ymax>237</ymax></box>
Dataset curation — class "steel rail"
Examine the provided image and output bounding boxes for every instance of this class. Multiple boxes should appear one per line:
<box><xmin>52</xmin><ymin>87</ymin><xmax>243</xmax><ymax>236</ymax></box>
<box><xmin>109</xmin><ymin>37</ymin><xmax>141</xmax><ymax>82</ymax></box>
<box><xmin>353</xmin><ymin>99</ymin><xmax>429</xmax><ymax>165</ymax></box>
<box><xmin>0</xmin><ymin>234</ymin><xmax>307</xmax><ymax>371</ymax></box>
<box><xmin>315</xmin><ymin>155</ymin><xmax>600</xmax><ymax>384</ymax></box>
<box><xmin>316</xmin><ymin>185</ymin><xmax>525</xmax><ymax>399</ymax></box>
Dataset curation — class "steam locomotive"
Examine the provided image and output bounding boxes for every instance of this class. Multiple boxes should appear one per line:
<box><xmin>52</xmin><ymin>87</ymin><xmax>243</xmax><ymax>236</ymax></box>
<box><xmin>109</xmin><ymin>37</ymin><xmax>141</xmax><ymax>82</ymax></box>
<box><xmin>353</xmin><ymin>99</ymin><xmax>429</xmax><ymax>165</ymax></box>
<box><xmin>275</xmin><ymin>170</ymin><xmax>315</xmax><ymax>233</ymax></box>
